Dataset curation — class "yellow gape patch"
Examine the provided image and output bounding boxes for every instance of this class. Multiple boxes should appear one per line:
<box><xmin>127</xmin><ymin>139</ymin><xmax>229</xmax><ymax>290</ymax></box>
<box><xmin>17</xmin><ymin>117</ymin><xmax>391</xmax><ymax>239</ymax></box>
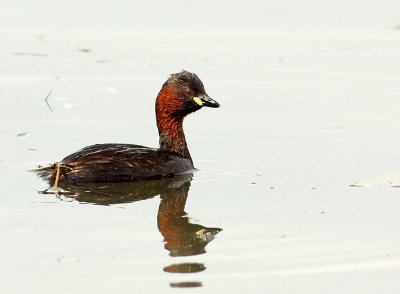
<box><xmin>193</xmin><ymin>97</ymin><xmax>203</xmax><ymax>106</ymax></box>
<box><xmin>196</xmin><ymin>228</ymin><xmax>206</xmax><ymax>236</ymax></box>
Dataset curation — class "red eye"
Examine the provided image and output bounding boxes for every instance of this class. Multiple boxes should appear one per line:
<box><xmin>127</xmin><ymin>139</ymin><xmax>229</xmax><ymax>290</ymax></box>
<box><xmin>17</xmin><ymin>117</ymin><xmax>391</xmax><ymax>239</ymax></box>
<box><xmin>185</xmin><ymin>88</ymin><xmax>193</xmax><ymax>96</ymax></box>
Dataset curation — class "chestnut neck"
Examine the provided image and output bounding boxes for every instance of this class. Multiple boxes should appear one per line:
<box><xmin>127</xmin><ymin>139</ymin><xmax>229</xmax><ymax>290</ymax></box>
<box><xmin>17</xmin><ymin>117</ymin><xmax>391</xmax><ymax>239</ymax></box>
<box><xmin>155</xmin><ymin>86</ymin><xmax>192</xmax><ymax>160</ymax></box>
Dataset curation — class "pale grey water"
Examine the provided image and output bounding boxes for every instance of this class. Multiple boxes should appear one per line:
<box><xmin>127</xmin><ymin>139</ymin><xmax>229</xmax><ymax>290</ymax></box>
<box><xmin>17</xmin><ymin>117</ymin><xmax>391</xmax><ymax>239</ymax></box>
<box><xmin>1</xmin><ymin>1</ymin><xmax>400</xmax><ymax>293</ymax></box>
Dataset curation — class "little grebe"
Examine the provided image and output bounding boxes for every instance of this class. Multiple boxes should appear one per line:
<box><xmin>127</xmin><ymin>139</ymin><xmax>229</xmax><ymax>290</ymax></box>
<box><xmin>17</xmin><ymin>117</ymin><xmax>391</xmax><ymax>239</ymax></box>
<box><xmin>36</xmin><ymin>71</ymin><xmax>219</xmax><ymax>183</ymax></box>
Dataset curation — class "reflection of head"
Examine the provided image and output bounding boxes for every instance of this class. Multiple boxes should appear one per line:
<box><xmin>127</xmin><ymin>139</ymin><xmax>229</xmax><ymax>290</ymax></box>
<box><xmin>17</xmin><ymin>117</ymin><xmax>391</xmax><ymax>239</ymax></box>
<box><xmin>165</xmin><ymin>225</ymin><xmax>222</xmax><ymax>257</ymax></box>
<box><xmin>157</xmin><ymin>177</ymin><xmax>222</xmax><ymax>257</ymax></box>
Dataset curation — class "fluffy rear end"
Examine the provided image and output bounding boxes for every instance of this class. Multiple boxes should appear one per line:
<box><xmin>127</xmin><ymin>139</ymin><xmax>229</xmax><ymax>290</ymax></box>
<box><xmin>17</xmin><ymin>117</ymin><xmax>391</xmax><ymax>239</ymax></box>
<box><xmin>32</xmin><ymin>163</ymin><xmax>68</xmax><ymax>186</ymax></box>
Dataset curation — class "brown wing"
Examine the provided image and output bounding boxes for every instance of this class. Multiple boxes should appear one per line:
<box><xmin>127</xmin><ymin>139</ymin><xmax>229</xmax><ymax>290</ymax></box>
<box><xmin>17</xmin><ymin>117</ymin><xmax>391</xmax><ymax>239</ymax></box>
<box><xmin>60</xmin><ymin>144</ymin><xmax>194</xmax><ymax>182</ymax></box>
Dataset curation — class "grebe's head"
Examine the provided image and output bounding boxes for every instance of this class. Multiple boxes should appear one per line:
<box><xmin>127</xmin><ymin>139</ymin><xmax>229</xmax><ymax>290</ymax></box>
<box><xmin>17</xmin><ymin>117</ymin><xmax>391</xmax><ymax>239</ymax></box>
<box><xmin>156</xmin><ymin>71</ymin><xmax>219</xmax><ymax>117</ymax></box>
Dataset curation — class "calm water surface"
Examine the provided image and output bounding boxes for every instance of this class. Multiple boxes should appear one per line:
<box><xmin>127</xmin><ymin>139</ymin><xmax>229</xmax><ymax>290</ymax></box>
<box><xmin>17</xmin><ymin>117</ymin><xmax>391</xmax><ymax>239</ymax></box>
<box><xmin>2</xmin><ymin>1</ymin><xmax>400</xmax><ymax>293</ymax></box>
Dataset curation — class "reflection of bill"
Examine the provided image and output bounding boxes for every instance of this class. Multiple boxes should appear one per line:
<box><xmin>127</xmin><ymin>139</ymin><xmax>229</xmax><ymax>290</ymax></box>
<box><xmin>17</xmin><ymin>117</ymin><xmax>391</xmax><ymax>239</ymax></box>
<box><xmin>39</xmin><ymin>174</ymin><xmax>222</xmax><ymax>287</ymax></box>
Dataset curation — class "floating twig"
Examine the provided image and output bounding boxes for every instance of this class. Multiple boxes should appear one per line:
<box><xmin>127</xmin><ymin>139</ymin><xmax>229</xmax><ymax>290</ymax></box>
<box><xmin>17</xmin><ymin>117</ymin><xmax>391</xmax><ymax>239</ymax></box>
<box><xmin>45</xmin><ymin>89</ymin><xmax>53</xmax><ymax>112</ymax></box>
<box><xmin>16</xmin><ymin>132</ymin><xmax>28</xmax><ymax>137</ymax></box>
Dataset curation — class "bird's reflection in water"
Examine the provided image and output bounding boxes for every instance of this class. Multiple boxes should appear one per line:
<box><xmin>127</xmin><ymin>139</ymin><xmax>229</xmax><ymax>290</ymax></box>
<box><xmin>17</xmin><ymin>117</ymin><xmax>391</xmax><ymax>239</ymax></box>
<box><xmin>42</xmin><ymin>174</ymin><xmax>222</xmax><ymax>288</ymax></box>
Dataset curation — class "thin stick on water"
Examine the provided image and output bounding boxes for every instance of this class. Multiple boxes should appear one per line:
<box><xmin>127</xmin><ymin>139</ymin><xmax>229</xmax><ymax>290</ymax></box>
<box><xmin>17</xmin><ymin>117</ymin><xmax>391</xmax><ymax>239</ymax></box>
<box><xmin>45</xmin><ymin>89</ymin><xmax>53</xmax><ymax>112</ymax></box>
<box><xmin>54</xmin><ymin>162</ymin><xmax>61</xmax><ymax>192</ymax></box>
